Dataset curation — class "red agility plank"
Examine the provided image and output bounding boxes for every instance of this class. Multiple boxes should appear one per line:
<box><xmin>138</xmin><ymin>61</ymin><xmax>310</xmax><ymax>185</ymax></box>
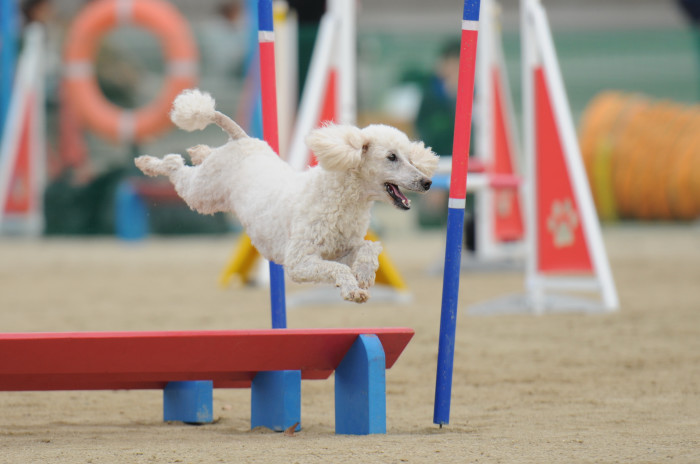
<box><xmin>0</xmin><ymin>328</ymin><xmax>413</xmax><ymax>392</ymax></box>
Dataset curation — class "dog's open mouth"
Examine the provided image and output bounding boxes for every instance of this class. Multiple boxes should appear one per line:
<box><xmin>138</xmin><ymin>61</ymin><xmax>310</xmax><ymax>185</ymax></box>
<box><xmin>385</xmin><ymin>183</ymin><xmax>410</xmax><ymax>210</ymax></box>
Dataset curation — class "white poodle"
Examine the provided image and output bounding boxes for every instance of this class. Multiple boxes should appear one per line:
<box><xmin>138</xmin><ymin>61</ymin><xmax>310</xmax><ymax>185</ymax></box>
<box><xmin>135</xmin><ymin>89</ymin><xmax>438</xmax><ymax>303</ymax></box>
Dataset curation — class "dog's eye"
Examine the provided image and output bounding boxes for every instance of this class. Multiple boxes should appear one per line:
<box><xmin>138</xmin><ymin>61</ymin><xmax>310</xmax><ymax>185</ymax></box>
<box><xmin>387</xmin><ymin>153</ymin><xmax>397</xmax><ymax>162</ymax></box>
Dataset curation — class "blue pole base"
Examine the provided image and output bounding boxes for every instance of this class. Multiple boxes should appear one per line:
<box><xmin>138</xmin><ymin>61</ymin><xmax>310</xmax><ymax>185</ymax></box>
<box><xmin>269</xmin><ymin>261</ymin><xmax>287</xmax><ymax>329</ymax></box>
<box><xmin>335</xmin><ymin>334</ymin><xmax>387</xmax><ymax>435</ymax></box>
<box><xmin>434</xmin><ymin>206</ymin><xmax>466</xmax><ymax>426</ymax></box>
<box><xmin>163</xmin><ymin>381</ymin><xmax>213</xmax><ymax>424</ymax></box>
<box><xmin>251</xmin><ymin>370</ymin><xmax>301</xmax><ymax>432</ymax></box>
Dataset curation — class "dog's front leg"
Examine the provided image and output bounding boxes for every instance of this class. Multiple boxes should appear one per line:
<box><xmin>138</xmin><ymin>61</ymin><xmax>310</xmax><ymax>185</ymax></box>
<box><xmin>286</xmin><ymin>254</ymin><xmax>369</xmax><ymax>303</ymax></box>
<box><xmin>347</xmin><ymin>240</ymin><xmax>382</xmax><ymax>290</ymax></box>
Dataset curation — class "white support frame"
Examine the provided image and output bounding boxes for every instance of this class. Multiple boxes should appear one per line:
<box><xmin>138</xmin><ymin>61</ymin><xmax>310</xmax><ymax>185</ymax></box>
<box><xmin>0</xmin><ymin>24</ymin><xmax>45</xmax><ymax>236</ymax></box>
<box><xmin>473</xmin><ymin>0</ymin><xmax>525</xmax><ymax>263</ymax></box>
<box><xmin>286</xmin><ymin>0</ymin><xmax>355</xmax><ymax>170</ymax></box>
<box><xmin>524</xmin><ymin>0</ymin><xmax>618</xmax><ymax>312</ymax></box>
<box><xmin>286</xmin><ymin>12</ymin><xmax>336</xmax><ymax>170</ymax></box>
<box><xmin>273</xmin><ymin>1</ymin><xmax>298</xmax><ymax>159</ymax></box>
<box><xmin>469</xmin><ymin>0</ymin><xmax>618</xmax><ymax>314</ymax></box>
<box><xmin>335</xmin><ymin>0</ymin><xmax>356</xmax><ymax>126</ymax></box>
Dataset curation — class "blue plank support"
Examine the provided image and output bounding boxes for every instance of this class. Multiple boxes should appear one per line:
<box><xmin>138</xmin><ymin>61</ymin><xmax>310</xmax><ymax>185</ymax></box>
<box><xmin>251</xmin><ymin>370</ymin><xmax>301</xmax><ymax>432</ymax></box>
<box><xmin>335</xmin><ymin>334</ymin><xmax>387</xmax><ymax>435</ymax></box>
<box><xmin>163</xmin><ymin>381</ymin><xmax>214</xmax><ymax>424</ymax></box>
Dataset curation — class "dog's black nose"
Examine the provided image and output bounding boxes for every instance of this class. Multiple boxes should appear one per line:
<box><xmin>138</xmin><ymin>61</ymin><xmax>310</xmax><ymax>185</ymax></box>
<box><xmin>422</xmin><ymin>179</ymin><xmax>432</xmax><ymax>191</ymax></box>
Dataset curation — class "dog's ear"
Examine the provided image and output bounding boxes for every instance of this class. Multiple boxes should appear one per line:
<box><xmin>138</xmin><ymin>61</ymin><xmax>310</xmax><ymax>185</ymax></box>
<box><xmin>305</xmin><ymin>124</ymin><xmax>364</xmax><ymax>171</ymax></box>
<box><xmin>409</xmin><ymin>141</ymin><xmax>440</xmax><ymax>177</ymax></box>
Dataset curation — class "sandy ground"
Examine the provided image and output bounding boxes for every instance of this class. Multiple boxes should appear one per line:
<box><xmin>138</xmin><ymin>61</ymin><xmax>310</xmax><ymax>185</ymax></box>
<box><xmin>0</xmin><ymin>225</ymin><xmax>699</xmax><ymax>463</ymax></box>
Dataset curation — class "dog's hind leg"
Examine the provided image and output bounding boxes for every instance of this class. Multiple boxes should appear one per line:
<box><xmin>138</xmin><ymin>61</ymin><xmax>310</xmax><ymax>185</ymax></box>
<box><xmin>187</xmin><ymin>145</ymin><xmax>212</xmax><ymax>165</ymax></box>
<box><xmin>135</xmin><ymin>154</ymin><xmax>219</xmax><ymax>214</ymax></box>
<box><xmin>135</xmin><ymin>154</ymin><xmax>186</xmax><ymax>178</ymax></box>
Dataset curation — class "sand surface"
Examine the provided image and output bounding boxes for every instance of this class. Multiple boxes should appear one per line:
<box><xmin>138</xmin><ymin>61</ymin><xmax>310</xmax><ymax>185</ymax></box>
<box><xmin>0</xmin><ymin>225</ymin><xmax>698</xmax><ymax>463</ymax></box>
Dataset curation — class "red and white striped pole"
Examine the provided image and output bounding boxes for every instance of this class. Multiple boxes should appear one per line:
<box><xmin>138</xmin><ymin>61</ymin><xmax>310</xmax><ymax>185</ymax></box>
<box><xmin>434</xmin><ymin>0</ymin><xmax>481</xmax><ymax>426</ymax></box>
<box><xmin>257</xmin><ymin>0</ymin><xmax>286</xmax><ymax>328</ymax></box>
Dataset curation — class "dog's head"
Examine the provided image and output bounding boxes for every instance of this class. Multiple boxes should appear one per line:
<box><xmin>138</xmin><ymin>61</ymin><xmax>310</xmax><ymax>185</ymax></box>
<box><xmin>306</xmin><ymin>124</ymin><xmax>439</xmax><ymax>210</ymax></box>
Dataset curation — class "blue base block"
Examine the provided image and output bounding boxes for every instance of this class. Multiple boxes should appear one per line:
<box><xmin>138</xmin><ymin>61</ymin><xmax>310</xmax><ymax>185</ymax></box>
<box><xmin>251</xmin><ymin>370</ymin><xmax>301</xmax><ymax>432</ymax></box>
<box><xmin>335</xmin><ymin>334</ymin><xmax>387</xmax><ymax>435</ymax></box>
<box><xmin>115</xmin><ymin>181</ymin><xmax>148</xmax><ymax>241</ymax></box>
<box><xmin>163</xmin><ymin>381</ymin><xmax>213</xmax><ymax>424</ymax></box>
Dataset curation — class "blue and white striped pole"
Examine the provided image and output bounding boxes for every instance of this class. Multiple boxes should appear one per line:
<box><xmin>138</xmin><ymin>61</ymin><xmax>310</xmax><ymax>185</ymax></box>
<box><xmin>434</xmin><ymin>0</ymin><xmax>481</xmax><ymax>426</ymax></box>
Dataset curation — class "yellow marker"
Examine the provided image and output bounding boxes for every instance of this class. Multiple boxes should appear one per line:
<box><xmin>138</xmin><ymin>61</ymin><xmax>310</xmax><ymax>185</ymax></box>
<box><xmin>365</xmin><ymin>231</ymin><xmax>408</xmax><ymax>291</ymax></box>
<box><xmin>218</xmin><ymin>234</ymin><xmax>260</xmax><ymax>287</ymax></box>
<box><xmin>219</xmin><ymin>231</ymin><xmax>409</xmax><ymax>293</ymax></box>
<box><xmin>592</xmin><ymin>138</ymin><xmax>618</xmax><ymax>221</ymax></box>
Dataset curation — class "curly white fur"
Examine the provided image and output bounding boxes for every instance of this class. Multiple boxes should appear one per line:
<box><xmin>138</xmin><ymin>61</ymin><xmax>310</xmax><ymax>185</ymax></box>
<box><xmin>136</xmin><ymin>89</ymin><xmax>439</xmax><ymax>303</ymax></box>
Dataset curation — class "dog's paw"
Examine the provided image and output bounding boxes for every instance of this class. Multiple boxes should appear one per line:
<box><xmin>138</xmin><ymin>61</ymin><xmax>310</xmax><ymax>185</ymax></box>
<box><xmin>354</xmin><ymin>271</ymin><xmax>376</xmax><ymax>290</ymax></box>
<box><xmin>134</xmin><ymin>156</ymin><xmax>159</xmax><ymax>177</ymax></box>
<box><xmin>341</xmin><ymin>286</ymin><xmax>370</xmax><ymax>303</ymax></box>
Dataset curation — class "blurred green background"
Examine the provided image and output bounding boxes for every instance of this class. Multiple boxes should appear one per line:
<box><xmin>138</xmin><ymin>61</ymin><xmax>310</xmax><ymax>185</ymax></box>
<box><xmin>6</xmin><ymin>0</ymin><xmax>700</xmax><ymax>235</ymax></box>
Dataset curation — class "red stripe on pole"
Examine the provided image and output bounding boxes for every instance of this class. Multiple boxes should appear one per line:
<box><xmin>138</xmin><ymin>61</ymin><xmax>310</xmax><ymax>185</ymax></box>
<box><xmin>258</xmin><ymin>41</ymin><xmax>279</xmax><ymax>155</ymax></box>
<box><xmin>448</xmin><ymin>29</ymin><xmax>479</xmax><ymax>201</ymax></box>
<box><xmin>534</xmin><ymin>67</ymin><xmax>593</xmax><ymax>273</ymax></box>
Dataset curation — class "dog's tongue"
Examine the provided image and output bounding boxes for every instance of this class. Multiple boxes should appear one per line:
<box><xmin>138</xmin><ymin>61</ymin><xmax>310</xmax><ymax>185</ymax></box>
<box><xmin>387</xmin><ymin>183</ymin><xmax>410</xmax><ymax>208</ymax></box>
<box><xmin>388</xmin><ymin>184</ymin><xmax>407</xmax><ymax>202</ymax></box>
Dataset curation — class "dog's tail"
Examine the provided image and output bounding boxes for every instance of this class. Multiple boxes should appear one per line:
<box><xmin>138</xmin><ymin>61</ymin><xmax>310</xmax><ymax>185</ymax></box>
<box><xmin>170</xmin><ymin>89</ymin><xmax>248</xmax><ymax>140</ymax></box>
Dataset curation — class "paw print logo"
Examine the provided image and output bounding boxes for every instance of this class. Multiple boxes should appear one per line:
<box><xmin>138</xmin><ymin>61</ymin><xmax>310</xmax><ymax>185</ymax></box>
<box><xmin>547</xmin><ymin>198</ymin><xmax>579</xmax><ymax>248</ymax></box>
<box><xmin>10</xmin><ymin>177</ymin><xmax>27</xmax><ymax>201</ymax></box>
<box><xmin>495</xmin><ymin>191</ymin><xmax>513</xmax><ymax>218</ymax></box>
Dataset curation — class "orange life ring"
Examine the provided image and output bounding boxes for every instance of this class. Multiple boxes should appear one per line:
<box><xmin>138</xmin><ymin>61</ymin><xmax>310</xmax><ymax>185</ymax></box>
<box><xmin>63</xmin><ymin>0</ymin><xmax>198</xmax><ymax>143</ymax></box>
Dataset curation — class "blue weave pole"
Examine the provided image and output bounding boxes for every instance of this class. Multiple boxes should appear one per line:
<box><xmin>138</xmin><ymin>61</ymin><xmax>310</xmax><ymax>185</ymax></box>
<box><xmin>433</xmin><ymin>0</ymin><xmax>481</xmax><ymax>426</ymax></box>
<box><xmin>269</xmin><ymin>261</ymin><xmax>287</xmax><ymax>329</ymax></box>
<box><xmin>0</xmin><ymin>0</ymin><xmax>18</xmax><ymax>140</ymax></box>
<box><xmin>434</xmin><ymin>207</ymin><xmax>466</xmax><ymax>425</ymax></box>
<box><xmin>256</xmin><ymin>0</ymin><xmax>288</xmax><ymax>330</ymax></box>
<box><xmin>252</xmin><ymin>2</ymin><xmax>298</xmax><ymax>433</ymax></box>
